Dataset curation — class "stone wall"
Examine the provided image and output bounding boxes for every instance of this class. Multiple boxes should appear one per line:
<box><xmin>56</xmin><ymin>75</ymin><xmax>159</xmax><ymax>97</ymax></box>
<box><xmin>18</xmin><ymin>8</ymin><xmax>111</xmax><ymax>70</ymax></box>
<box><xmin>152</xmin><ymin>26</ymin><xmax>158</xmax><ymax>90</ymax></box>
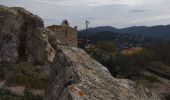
<box><xmin>47</xmin><ymin>21</ymin><xmax>77</xmax><ymax>47</ymax></box>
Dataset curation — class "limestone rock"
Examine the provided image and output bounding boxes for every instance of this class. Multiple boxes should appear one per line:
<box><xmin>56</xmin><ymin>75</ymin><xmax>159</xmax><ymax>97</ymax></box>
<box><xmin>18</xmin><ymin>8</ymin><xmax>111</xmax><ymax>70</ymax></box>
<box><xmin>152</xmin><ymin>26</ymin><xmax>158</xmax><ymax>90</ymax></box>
<box><xmin>0</xmin><ymin>5</ymin><xmax>55</xmax><ymax>64</ymax></box>
<box><xmin>44</xmin><ymin>46</ymin><xmax>160</xmax><ymax>100</ymax></box>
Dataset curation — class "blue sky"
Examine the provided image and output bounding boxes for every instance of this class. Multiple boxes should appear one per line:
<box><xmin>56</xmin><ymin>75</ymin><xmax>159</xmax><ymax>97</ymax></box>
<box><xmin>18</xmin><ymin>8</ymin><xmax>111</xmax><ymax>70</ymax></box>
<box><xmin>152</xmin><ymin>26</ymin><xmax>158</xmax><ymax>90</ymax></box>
<box><xmin>1</xmin><ymin>0</ymin><xmax>170</xmax><ymax>29</ymax></box>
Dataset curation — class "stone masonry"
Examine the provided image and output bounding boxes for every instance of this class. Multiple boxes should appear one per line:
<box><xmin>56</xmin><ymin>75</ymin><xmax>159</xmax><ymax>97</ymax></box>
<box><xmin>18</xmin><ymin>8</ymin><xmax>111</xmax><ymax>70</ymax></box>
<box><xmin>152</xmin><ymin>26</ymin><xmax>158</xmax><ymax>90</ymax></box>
<box><xmin>47</xmin><ymin>20</ymin><xmax>77</xmax><ymax>47</ymax></box>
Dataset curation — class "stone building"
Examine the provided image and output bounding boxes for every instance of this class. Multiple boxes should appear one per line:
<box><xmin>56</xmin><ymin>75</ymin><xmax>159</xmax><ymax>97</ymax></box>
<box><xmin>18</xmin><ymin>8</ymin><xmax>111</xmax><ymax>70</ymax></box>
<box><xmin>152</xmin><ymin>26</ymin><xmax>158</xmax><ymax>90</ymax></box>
<box><xmin>47</xmin><ymin>20</ymin><xmax>77</xmax><ymax>47</ymax></box>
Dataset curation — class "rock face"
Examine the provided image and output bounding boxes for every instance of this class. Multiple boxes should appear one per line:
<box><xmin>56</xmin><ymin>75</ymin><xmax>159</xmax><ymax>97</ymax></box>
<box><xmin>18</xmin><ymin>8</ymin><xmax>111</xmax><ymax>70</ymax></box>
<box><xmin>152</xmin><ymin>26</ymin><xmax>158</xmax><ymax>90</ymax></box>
<box><xmin>44</xmin><ymin>46</ymin><xmax>160</xmax><ymax>100</ymax></box>
<box><xmin>0</xmin><ymin>5</ymin><xmax>55</xmax><ymax>64</ymax></box>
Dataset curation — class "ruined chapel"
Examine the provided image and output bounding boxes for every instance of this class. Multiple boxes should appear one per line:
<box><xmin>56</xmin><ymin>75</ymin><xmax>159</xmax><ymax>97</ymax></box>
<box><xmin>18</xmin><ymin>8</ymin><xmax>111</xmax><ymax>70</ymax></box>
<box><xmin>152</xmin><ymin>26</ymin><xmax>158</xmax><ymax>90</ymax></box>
<box><xmin>47</xmin><ymin>20</ymin><xmax>77</xmax><ymax>47</ymax></box>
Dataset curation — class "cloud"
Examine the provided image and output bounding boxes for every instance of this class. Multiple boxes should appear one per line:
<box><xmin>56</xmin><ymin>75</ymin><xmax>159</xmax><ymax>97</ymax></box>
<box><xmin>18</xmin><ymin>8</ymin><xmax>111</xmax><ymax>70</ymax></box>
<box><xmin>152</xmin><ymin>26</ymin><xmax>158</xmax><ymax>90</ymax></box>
<box><xmin>131</xmin><ymin>14</ymin><xmax>170</xmax><ymax>23</ymax></box>
<box><xmin>36</xmin><ymin>0</ymin><xmax>161</xmax><ymax>6</ymax></box>
<box><xmin>131</xmin><ymin>9</ymin><xmax>146</xmax><ymax>13</ymax></box>
<box><xmin>1</xmin><ymin>0</ymin><xmax>170</xmax><ymax>29</ymax></box>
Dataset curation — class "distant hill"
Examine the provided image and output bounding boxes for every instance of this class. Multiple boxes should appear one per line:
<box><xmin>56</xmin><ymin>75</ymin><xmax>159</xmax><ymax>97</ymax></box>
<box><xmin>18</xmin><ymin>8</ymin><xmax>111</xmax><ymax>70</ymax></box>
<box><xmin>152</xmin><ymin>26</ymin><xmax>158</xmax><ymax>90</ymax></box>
<box><xmin>78</xmin><ymin>31</ymin><xmax>145</xmax><ymax>50</ymax></box>
<box><xmin>78</xmin><ymin>26</ymin><xmax>118</xmax><ymax>38</ymax></box>
<box><xmin>78</xmin><ymin>25</ymin><xmax>170</xmax><ymax>40</ymax></box>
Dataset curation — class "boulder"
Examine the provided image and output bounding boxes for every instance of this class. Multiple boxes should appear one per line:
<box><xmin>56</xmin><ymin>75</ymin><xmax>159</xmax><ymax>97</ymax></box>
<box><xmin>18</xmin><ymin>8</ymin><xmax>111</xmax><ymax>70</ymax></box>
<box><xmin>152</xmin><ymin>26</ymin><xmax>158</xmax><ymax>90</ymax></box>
<box><xmin>44</xmin><ymin>46</ymin><xmax>160</xmax><ymax>100</ymax></box>
<box><xmin>0</xmin><ymin>5</ymin><xmax>55</xmax><ymax>64</ymax></box>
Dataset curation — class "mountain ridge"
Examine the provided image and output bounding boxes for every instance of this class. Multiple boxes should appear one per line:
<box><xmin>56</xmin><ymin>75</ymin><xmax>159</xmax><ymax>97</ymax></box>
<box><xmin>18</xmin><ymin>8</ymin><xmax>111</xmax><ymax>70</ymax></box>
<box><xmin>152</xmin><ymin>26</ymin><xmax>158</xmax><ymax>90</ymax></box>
<box><xmin>78</xmin><ymin>25</ymin><xmax>170</xmax><ymax>40</ymax></box>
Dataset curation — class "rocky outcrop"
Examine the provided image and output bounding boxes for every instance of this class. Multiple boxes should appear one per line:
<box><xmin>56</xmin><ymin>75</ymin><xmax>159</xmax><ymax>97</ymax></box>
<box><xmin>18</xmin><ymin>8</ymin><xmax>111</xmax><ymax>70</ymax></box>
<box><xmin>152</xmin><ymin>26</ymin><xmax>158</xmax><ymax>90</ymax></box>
<box><xmin>44</xmin><ymin>46</ymin><xmax>160</xmax><ymax>100</ymax></box>
<box><xmin>0</xmin><ymin>5</ymin><xmax>55</xmax><ymax>64</ymax></box>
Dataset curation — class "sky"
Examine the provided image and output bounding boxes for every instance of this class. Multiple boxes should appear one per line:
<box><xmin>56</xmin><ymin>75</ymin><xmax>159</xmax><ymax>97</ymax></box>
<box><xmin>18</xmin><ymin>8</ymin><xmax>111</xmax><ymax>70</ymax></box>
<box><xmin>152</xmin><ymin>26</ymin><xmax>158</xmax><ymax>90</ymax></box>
<box><xmin>1</xmin><ymin>0</ymin><xmax>170</xmax><ymax>29</ymax></box>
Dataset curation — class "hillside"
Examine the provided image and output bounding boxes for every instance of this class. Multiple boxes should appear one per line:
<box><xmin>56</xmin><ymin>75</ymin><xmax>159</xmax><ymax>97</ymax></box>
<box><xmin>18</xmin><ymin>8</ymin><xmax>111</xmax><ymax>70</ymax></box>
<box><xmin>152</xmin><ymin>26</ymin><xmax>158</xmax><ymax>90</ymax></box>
<box><xmin>78</xmin><ymin>25</ymin><xmax>170</xmax><ymax>40</ymax></box>
<box><xmin>78</xmin><ymin>31</ymin><xmax>144</xmax><ymax>50</ymax></box>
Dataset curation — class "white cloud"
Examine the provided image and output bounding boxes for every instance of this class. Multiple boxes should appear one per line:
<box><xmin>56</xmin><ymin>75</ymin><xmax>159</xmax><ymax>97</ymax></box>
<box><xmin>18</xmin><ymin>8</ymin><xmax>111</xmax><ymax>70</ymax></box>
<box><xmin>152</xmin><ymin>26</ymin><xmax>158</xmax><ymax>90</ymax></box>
<box><xmin>1</xmin><ymin>0</ymin><xmax>170</xmax><ymax>29</ymax></box>
<box><xmin>36</xmin><ymin>0</ymin><xmax>161</xmax><ymax>6</ymax></box>
<box><xmin>131</xmin><ymin>14</ymin><xmax>170</xmax><ymax>23</ymax></box>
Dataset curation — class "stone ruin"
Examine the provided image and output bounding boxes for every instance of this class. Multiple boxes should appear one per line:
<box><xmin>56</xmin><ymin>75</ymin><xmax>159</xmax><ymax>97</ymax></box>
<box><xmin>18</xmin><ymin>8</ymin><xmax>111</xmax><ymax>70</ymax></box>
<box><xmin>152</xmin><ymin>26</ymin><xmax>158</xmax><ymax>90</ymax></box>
<box><xmin>47</xmin><ymin>20</ymin><xmax>77</xmax><ymax>47</ymax></box>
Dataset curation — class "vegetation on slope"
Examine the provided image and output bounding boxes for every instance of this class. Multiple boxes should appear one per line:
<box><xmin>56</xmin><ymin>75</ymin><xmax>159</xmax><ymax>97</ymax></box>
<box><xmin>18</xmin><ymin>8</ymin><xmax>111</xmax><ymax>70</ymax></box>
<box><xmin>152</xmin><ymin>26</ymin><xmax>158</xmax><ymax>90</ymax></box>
<box><xmin>0</xmin><ymin>62</ymin><xmax>49</xmax><ymax>89</ymax></box>
<box><xmin>0</xmin><ymin>88</ymin><xmax>42</xmax><ymax>100</ymax></box>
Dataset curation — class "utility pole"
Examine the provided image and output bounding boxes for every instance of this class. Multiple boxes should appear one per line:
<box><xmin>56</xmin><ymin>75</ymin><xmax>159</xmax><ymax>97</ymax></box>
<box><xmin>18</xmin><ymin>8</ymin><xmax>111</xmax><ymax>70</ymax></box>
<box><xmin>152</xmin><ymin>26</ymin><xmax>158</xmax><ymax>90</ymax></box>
<box><xmin>85</xmin><ymin>20</ymin><xmax>90</xmax><ymax>40</ymax></box>
<box><xmin>85</xmin><ymin>21</ymin><xmax>90</xmax><ymax>48</ymax></box>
